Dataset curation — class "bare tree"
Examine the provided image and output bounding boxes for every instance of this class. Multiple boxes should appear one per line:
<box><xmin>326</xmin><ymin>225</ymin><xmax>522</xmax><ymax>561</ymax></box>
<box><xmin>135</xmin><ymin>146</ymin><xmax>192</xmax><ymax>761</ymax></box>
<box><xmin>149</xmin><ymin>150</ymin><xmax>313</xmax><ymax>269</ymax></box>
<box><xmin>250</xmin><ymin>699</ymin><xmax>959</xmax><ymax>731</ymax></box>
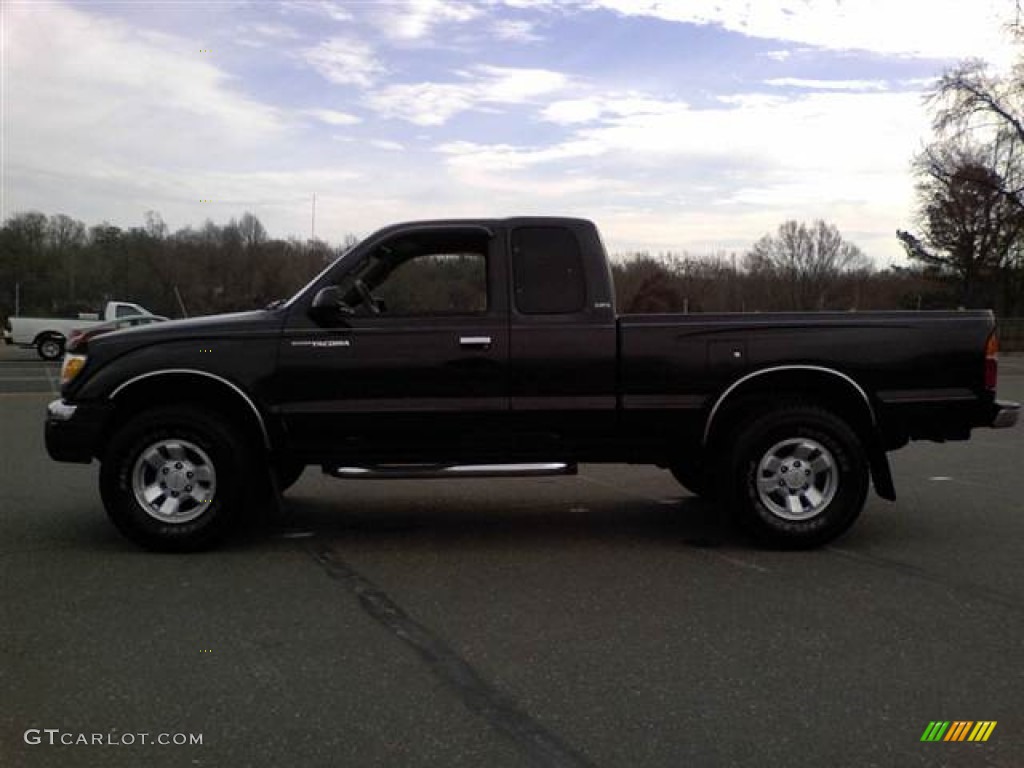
<box><xmin>930</xmin><ymin>59</ymin><xmax>1024</xmax><ymax>214</ymax></box>
<box><xmin>144</xmin><ymin>210</ymin><xmax>168</xmax><ymax>240</ymax></box>
<box><xmin>744</xmin><ymin>220</ymin><xmax>871</xmax><ymax>310</ymax></box>
<box><xmin>916</xmin><ymin>47</ymin><xmax>1024</xmax><ymax>311</ymax></box>
<box><xmin>47</xmin><ymin>213</ymin><xmax>86</xmax><ymax>303</ymax></box>
<box><xmin>238</xmin><ymin>212</ymin><xmax>267</xmax><ymax>249</ymax></box>
<box><xmin>899</xmin><ymin>141</ymin><xmax>1024</xmax><ymax>307</ymax></box>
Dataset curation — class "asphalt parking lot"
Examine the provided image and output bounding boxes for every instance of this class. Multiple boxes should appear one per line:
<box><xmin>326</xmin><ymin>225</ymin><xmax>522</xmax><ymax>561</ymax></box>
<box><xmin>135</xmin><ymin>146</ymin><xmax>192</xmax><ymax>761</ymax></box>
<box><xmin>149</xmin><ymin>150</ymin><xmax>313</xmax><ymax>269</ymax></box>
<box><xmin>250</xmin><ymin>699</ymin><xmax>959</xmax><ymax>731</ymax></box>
<box><xmin>2</xmin><ymin>344</ymin><xmax>1023</xmax><ymax>767</ymax></box>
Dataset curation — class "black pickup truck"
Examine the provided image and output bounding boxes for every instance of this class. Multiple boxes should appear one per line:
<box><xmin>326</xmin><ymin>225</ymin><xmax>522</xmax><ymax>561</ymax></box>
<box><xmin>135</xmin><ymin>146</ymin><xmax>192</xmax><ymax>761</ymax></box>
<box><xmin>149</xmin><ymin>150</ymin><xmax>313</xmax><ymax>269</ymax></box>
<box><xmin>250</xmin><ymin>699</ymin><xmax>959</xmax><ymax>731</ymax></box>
<box><xmin>45</xmin><ymin>217</ymin><xmax>1019</xmax><ymax>551</ymax></box>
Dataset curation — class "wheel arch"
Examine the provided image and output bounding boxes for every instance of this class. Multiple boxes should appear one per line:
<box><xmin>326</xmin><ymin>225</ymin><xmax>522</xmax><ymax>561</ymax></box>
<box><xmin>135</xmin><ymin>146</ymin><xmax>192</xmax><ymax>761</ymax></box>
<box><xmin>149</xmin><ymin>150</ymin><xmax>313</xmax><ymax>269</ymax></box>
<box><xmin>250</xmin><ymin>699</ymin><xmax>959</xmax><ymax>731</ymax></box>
<box><xmin>34</xmin><ymin>330</ymin><xmax>67</xmax><ymax>345</ymax></box>
<box><xmin>107</xmin><ymin>370</ymin><xmax>273</xmax><ymax>452</ymax></box>
<box><xmin>703</xmin><ymin>365</ymin><xmax>895</xmax><ymax>500</ymax></box>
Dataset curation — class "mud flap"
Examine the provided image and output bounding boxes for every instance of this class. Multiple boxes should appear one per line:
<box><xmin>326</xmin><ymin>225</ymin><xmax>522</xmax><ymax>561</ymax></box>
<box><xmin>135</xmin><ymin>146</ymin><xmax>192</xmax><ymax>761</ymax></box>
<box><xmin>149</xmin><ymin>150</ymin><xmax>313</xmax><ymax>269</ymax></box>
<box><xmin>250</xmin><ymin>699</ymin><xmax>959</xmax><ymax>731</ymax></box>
<box><xmin>868</xmin><ymin>434</ymin><xmax>896</xmax><ymax>501</ymax></box>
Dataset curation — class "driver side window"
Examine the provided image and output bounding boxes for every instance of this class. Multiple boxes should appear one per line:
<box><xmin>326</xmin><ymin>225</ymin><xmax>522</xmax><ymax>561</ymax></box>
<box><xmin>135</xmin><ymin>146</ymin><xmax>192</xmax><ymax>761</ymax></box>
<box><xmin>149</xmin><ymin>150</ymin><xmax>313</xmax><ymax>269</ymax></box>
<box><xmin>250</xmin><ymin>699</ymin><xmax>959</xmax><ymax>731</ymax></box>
<box><xmin>346</xmin><ymin>231</ymin><xmax>489</xmax><ymax>317</ymax></box>
<box><xmin>372</xmin><ymin>253</ymin><xmax>487</xmax><ymax>315</ymax></box>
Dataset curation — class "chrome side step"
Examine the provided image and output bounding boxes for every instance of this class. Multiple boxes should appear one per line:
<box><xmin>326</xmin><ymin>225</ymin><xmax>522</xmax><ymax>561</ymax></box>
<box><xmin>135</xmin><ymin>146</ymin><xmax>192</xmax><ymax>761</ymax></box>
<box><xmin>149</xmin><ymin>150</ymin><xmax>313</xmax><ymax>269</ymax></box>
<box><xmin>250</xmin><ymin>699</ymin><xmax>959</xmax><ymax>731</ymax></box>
<box><xmin>323</xmin><ymin>462</ymin><xmax>577</xmax><ymax>479</ymax></box>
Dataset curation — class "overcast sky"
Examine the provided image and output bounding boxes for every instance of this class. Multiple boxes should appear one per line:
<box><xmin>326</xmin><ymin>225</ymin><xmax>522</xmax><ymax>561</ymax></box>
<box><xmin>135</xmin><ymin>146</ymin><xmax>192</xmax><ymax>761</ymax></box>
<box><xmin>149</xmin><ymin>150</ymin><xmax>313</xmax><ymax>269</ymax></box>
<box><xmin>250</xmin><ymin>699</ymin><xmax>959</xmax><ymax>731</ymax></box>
<box><xmin>2</xmin><ymin>0</ymin><xmax>1018</xmax><ymax>264</ymax></box>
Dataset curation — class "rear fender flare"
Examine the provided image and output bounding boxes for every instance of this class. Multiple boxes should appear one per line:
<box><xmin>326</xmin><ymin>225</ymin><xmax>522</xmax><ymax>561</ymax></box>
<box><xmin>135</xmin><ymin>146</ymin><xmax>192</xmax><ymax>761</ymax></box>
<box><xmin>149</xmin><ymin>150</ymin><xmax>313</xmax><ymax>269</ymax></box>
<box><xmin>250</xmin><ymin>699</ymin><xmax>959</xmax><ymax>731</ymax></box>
<box><xmin>703</xmin><ymin>365</ymin><xmax>895</xmax><ymax>500</ymax></box>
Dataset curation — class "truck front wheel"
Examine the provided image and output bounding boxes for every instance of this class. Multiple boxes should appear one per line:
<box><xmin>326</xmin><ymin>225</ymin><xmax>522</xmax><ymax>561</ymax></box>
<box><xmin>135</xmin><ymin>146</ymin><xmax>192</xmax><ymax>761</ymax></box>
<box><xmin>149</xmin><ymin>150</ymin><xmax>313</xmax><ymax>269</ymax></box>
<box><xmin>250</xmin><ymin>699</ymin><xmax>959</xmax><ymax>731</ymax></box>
<box><xmin>724</xmin><ymin>405</ymin><xmax>868</xmax><ymax>548</ymax></box>
<box><xmin>100</xmin><ymin>407</ymin><xmax>250</xmax><ymax>551</ymax></box>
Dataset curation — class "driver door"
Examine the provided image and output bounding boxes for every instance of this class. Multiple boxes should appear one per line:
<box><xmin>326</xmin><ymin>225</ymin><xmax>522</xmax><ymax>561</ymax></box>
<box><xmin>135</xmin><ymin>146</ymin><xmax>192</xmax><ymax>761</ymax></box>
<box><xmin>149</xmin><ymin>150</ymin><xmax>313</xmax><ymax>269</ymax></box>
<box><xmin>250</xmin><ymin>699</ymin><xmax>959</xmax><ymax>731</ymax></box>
<box><xmin>275</xmin><ymin>227</ymin><xmax>509</xmax><ymax>463</ymax></box>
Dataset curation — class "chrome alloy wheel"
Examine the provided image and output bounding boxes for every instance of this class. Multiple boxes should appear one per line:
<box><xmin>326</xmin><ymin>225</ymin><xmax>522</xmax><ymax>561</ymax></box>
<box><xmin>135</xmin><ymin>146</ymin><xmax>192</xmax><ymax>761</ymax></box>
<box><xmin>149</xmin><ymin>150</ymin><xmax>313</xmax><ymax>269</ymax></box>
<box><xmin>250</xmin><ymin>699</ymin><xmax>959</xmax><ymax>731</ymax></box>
<box><xmin>755</xmin><ymin>437</ymin><xmax>838</xmax><ymax>521</ymax></box>
<box><xmin>131</xmin><ymin>439</ymin><xmax>217</xmax><ymax>523</ymax></box>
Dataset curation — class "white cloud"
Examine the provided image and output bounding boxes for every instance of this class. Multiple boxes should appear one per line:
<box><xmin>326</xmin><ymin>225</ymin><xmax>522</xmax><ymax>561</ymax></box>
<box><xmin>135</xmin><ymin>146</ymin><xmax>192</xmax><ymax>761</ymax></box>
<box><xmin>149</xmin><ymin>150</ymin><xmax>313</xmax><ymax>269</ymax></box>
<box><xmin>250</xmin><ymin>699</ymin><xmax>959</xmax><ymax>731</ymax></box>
<box><xmin>588</xmin><ymin>0</ymin><xmax>1017</xmax><ymax>65</ymax></box>
<box><xmin>765</xmin><ymin>78</ymin><xmax>888</xmax><ymax>91</ymax></box>
<box><xmin>280</xmin><ymin>1</ymin><xmax>353</xmax><ymax>23</ymax></box>
<box><xmin>541</xmin><ymin>95</ymin><xmax>691</xmax><ymax>125</ymax></box>
<box><xmin>179</xmin><ymin>168</ymin><xmax>363</xmax><ymax>206</ymax></box>
<box><xmin>439</xmin><ymin>88</ymin><xmax>931</xmax><ymax>260</ymax></box>
<box><xmin>303</xmin><ymin>38</ymin><xmax>384</xmax><ymax>87</ymax></box>
<box><xmin>237</xmin><ymin>22</ymin><xmax>302</xmax><ymax>41</ymax></box>
<box><xmin>498</xmin><ymin>0</ymin><xmax>562</xmax><ymax>8</ymax></box>
<box><xmin>437</xmin><ymin>139</ymin><xmax>606</xmax><ymax>171</ymax></box>
<box><xmin>370</xmin><ymin>139</ymin><xmax>405</xmax><ymax>151</ymax></box>
<box><xmin>493</xmin><ymin>19</ymin><xmax>543</xmax><ymax>43</ymax></box>
<box><xmin>305</xmin><ymin>109</ymin><xmax>362</xmax><ymax>126</ymax></box>
<box><xmin>572</xmin><ymin>91</ymin><xmax>927</xmax><ymax>176</ymax></box>
<box><xmin>367</xmin><ymin>83</ymin><xmax>476</xmax><ymax>126</ymax></box>
<box><xmin>3</xmin><ymin>2</ymin><xmax>283</xmax><ymax>180</ymax></box>
<box><xmin>370</xmin><ymin>0</ymin><xmax>483</xmax><ymax>41</ymax></box>
<box><xmin>541</xmin><ymin>99</ymin><xmax>606</xmax><ymax>125</ymax></box>
<box><xmin>367</xmin><ymin>65</ymin><xmax>570</xmax><ymax>125</ymax></box>
<box><xmin>478</xmin><ymin>65</ymin><xmax>568</xmax><ymax>102</ymax></box>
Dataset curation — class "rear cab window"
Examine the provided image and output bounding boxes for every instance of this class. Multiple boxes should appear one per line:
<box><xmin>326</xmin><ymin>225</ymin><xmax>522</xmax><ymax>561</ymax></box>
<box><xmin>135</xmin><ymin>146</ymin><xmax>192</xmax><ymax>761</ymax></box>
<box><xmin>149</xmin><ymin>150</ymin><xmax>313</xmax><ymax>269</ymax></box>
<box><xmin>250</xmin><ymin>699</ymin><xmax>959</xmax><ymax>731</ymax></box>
<box><xmin>510</xmin><ymin>227</ymin><xmax>587</xmax><ymax>315</ymax></box>
<box><xmin>115</xmin><ymin>303</ymin><xmax>146</xmax><ymax>319</ymax></box>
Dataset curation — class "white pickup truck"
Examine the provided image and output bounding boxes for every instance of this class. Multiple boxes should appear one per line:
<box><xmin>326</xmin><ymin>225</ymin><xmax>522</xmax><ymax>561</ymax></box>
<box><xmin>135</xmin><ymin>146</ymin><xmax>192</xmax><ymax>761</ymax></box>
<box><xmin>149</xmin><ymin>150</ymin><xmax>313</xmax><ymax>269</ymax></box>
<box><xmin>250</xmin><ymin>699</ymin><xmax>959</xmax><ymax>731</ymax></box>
<box><xmin>3</xmin><ymin>301</ymin><xmax>163</xmax><ymax>360</ymax></box>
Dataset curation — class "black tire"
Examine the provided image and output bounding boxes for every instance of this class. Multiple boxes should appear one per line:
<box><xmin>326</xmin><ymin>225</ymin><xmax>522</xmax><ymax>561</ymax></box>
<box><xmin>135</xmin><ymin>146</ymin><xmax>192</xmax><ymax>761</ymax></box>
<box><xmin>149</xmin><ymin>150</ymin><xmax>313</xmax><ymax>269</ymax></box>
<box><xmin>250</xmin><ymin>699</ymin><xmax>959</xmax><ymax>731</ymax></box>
<box><xmin>723</xmin><ymin>404</ymin><xmax>868</xmax><ymax>549</ymax></box>
<box><xmin>37</xmin><ymin>334</ymin><xmax>64</xmax><ymax>361</ymax></box>
<box><xmin>100</xmin><ymin>406</ymin><xmax>252</xmax><ymax>551</ymax></box>
<box><xmin>669</xmin><ymin>462</ymin><xmax>712</xmax><ymax>497</ymax></box>
<box><xmin>273</xmin><ymin>458</ymin><xmax>305</xmax><ymax>492</ymax></box>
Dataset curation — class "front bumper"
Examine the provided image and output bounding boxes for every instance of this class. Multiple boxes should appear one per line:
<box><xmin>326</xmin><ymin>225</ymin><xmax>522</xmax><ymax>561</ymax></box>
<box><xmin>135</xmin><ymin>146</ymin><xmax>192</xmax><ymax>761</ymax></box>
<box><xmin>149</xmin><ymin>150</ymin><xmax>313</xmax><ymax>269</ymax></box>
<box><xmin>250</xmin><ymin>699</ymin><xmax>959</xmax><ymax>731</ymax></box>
<box><xmin>45</xmin><ymin>398</ymin><xmax>111</xmax><ymax>464</ymax></box>
<box><xmin>991</xmin><ymin>400</ymin><xmax>1020</xmax><ymax>429</ymax></box>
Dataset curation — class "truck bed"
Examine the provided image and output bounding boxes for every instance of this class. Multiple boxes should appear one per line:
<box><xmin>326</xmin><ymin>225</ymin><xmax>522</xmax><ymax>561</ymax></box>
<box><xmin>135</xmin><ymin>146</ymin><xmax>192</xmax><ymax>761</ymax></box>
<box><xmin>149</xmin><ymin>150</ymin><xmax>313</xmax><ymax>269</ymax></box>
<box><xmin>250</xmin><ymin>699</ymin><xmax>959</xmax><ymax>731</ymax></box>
<box><xmin>618</xmin><ymin>310</ymin><xmax>996</xmax><ymax>447</ymax></box>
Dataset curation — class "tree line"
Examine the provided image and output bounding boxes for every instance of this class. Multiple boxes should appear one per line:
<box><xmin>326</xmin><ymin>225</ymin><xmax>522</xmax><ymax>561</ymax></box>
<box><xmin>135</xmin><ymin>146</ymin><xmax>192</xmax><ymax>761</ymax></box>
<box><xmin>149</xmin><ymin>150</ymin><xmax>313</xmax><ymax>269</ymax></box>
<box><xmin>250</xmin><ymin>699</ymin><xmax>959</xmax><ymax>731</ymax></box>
<box><xmin>0</xmin><ymin>211</ymin><xmax>351</xmax><ymax>321</ymax></box>
<box><xmin>0</xmin><ymin>210</ymin><xmax>990</xmax><ymax>323</ymax></box>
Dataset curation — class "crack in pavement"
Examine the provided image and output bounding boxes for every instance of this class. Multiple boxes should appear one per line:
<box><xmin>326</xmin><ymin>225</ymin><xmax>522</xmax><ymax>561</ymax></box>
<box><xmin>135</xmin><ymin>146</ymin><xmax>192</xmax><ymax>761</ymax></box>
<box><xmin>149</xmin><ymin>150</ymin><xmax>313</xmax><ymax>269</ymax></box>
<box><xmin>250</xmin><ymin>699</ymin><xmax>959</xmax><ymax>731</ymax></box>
<box><xmin>308</xmin><ymin>542</ymin><xmax>598</xmax><ymax>768</ymax></box>
<box><xmin>827</xmin><ymin>546</ymin><xmax>1024</xmax><ymax>613</ymax></box>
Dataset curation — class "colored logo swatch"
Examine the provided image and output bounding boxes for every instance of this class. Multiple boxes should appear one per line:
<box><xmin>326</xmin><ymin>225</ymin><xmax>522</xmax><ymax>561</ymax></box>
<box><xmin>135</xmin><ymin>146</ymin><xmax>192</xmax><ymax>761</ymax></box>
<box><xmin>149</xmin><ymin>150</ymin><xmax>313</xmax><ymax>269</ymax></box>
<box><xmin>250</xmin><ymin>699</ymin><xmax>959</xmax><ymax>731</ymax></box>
<box><xmin>921</xmin><ymin>721</ymin><xmax>997</xmax><ymax>742</ymax></box>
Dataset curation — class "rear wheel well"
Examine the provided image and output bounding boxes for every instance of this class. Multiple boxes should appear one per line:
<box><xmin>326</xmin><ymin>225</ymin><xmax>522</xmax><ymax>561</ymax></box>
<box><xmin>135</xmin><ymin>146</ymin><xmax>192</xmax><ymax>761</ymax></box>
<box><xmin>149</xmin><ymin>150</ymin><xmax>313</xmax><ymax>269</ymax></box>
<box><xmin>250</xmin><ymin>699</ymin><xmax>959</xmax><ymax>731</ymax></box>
<box><xmin>705</xmin><ymin>371</ymin><xmax>876</xmax><ymax>455</ymax></box>
<box><xmin>34</xmin><ymin>331</ymin><xmax>66</xmax><ymax>345</ymax></box>
<box><xmin>104</xmin><ymin>375</ymin><xmax>272</xmax><ymax>458</ymax></box>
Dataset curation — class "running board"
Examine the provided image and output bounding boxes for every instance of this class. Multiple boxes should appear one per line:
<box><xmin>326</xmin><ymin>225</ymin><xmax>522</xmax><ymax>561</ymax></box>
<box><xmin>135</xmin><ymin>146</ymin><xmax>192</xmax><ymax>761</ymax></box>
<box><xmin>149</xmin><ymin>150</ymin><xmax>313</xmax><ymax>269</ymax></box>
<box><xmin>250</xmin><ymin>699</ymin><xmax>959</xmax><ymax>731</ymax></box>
<box><xmin>323</xmin><ymin>462</ymin><xmax>577</xmax><ymax>479</ymax></box>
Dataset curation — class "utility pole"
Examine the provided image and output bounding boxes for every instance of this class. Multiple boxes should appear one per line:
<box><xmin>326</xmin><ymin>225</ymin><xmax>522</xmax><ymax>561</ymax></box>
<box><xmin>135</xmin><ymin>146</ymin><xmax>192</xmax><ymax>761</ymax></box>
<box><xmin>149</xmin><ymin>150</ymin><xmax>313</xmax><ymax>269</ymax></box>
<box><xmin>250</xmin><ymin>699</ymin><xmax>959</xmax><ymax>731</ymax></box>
<box><xmin>311</xmin><ymin>193</ymin><xmax>316</xmax><ymax>242</ymax></box>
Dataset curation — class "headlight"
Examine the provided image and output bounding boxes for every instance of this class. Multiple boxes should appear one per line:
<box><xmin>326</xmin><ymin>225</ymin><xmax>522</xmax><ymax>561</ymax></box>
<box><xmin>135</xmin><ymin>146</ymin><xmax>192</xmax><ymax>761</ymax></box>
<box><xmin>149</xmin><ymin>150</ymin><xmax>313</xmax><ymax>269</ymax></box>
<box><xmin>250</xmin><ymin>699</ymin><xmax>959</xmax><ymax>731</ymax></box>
<box><xmin>60</xmin><ymin>354</ymin><xmax>87</xmax><ymax>386</ymax></box>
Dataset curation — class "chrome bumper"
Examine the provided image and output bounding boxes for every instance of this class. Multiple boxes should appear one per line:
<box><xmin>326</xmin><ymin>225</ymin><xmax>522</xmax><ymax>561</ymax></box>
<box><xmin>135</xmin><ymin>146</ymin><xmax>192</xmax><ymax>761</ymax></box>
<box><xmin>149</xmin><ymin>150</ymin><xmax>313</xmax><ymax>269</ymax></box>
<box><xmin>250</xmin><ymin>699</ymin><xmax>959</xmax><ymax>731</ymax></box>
<box><xmin>47</xmin><ymin>399</ymin><xmax>78</xmax><ymax>421</ymax></box>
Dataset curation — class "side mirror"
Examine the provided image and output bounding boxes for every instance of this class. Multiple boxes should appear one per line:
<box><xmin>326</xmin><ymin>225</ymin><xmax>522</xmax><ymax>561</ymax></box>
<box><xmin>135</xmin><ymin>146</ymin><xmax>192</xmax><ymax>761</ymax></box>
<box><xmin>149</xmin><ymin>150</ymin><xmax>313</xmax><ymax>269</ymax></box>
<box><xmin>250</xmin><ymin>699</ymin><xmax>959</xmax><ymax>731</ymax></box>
<box><xmin>309</xmin><ymin>286</ymin><xmax>353</xmax><ymax>326</ymax></box>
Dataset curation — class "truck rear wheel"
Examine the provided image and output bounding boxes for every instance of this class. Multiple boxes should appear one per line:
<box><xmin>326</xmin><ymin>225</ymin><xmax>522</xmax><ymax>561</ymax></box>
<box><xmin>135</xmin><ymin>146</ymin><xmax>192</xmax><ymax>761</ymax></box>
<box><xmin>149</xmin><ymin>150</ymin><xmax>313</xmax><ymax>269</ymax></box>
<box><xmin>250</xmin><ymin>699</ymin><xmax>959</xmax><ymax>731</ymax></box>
<box><xmin>724</xmin><ymin>404</ymin><xmax>868</xmax><ymax>548</ymax></box>
<box><xmin>100</xmin><ymin>406</ymin><xmax>250</xmax><ymax>551</ymax></box>
<box><xmin>37</xmin><ymin>334</ymin><xmax>64</xmax><ymax>361</ymax></box>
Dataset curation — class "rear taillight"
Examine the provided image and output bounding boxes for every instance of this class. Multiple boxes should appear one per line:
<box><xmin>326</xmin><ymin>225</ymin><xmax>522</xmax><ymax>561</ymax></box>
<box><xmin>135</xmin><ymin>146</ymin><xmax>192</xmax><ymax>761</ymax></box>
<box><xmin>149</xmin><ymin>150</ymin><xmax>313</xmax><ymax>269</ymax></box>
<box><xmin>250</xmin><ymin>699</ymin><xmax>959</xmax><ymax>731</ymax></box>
<box><xmin>984</xmin><ymin>330</ymin><xmax>999</xmax><ymax>391</ymax></box>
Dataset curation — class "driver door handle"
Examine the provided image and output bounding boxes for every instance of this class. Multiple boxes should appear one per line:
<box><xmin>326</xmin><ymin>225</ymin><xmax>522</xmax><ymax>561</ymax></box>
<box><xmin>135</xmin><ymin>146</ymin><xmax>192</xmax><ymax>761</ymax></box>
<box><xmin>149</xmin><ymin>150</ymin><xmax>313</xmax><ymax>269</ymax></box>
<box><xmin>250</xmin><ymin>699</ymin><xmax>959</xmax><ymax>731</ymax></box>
<box><xmin>459</xmin><ymin>336</ymin><xmax>492</xmax><ymax>349</ymax></box>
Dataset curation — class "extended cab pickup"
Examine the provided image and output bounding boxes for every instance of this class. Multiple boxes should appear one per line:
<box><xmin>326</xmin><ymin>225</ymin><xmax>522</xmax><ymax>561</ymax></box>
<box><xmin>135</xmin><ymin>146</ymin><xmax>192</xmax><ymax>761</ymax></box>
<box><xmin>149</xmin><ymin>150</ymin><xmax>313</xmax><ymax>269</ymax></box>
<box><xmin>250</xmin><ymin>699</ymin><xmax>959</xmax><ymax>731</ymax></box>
<box><xmin>45</xmin><ymin>217</ymin><xmax>1019</xmax><ymax>551</ymax></box>
<box><xmin>5</xmin><ymin>301</ymin><xmax>163</xmax><ymax>360</ymax></box>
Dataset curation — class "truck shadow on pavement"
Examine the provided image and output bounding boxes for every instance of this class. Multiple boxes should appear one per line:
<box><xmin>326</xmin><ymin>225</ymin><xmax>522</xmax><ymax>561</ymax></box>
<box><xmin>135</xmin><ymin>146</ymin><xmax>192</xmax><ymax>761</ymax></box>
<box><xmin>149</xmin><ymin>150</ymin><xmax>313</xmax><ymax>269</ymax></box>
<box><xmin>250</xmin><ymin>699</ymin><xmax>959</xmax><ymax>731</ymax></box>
<box><xmin>241</xmin><ymin>494</ymin><xmax>747</xmax><ymax>551</ymax></box>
